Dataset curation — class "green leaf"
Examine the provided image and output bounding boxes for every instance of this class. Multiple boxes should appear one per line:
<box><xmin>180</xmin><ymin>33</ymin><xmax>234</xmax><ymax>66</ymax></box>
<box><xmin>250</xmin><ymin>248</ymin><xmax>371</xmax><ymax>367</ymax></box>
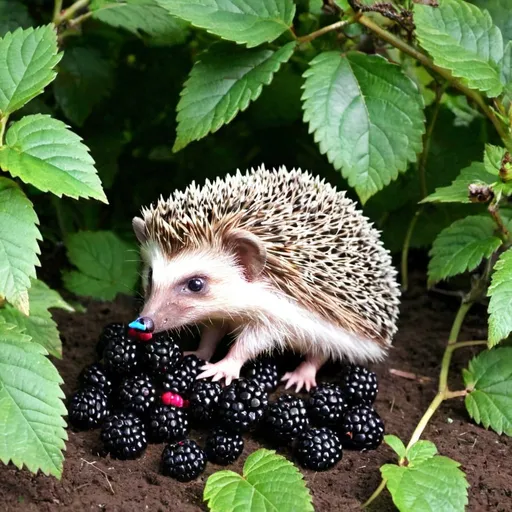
<box><xmin>382</xmin><ymin>454</ymin><xmax>468</xmax><ymax>512</ymax></box>
<box><xmin>470</xmin><ymin>0</ymin><xmax>512</xmax><ymax>44</ymax></box>
<box><xmin>173</xmin><ymin>41</ymin><xmax>296</xmax><ymax>151</ymax></box>
<box><xmin>156</xmin><ymin>0</ymin><xmax>295</xmax><ymax>48</ymax></box>
<box><xmin>90</xmin><ymin>0</ymin><xmax>189</xmax><ymax>46</ymax></box>
<box><xmin>484</xmin><ymin>144</ymin><xmax>505</xmax><ymax>174</ymax></box>
<box><xmin>0</xmin><ymin>279</ymin><xmax>73</xmax><ymax>357</ymax></box>
<box><xmin>0</xmin><ymin>25</ymin><xmax>61</xmax><ymax>115</ymax></box>
<box><xmin>0</xmin><ymin>0</ymin><xmax>34</xmax><ymax>37</ymax></box>
<box><xmin>414</xmin><ymin>0</ymin><xmax>504</xmax><ymax>97</ymax></box>
<box><xmin>0</xmin><ymin>177</ymin><xmax>40</xmax><ymax>314</ymax></box>
<box><xmin>428</xmin><ymin>215</ymin><xmax>502</xmax><ymax>286</ymax></box>
<box><xmin>53</xmin><ymin>47</ymin><xmax>114</xmax><ymax>127</ymax></box>
<box><xmin>63</xmin><ymin>231</ymin><xmax>140</xmax><ymax>300</ymax></box>
<box><xmin>0</xmin><ymin>321</ymin><xmax>67</xmax><ymax>478</ymax></box>
<box><xmin>204</xmin><ymin>448</ymin><xmax>313</xmax><ymax>512</ymax></box>
<box><xmin>406</xmin><ymin>440</ymin><xmax>438</xmax><ymax>466</ymax></box>
<box><xmin>422</xmin><ymin>162</ymin><xmax>495</xmax><ymax>203</ymax></box>
<box><xmin>463</xmin><ymin>347</ymin><xmax>512</xmax><ymax>435</ymax></box>
<box><xmin>0</xmin><ymin>114</ymin><xmax>107</xmax><ymax>202</ymax></box>
<box><xmin>501</xmin><ymin>41</ymin><xmax>512</xmax><ymax>88</ymax></box>
<box><xmin>487</xmin><ymin>248</ymin><xmax>512</xmax><ymax>347</ymax></box>
<box><xmin>302</xmin><ymin>51</ymin><xmax>425</xmax><ymax>204</ymax></box>
<box><xmin>385</xmin><ymin>434</ymin><xmax>407</xmax><ymax>459</ymax></box>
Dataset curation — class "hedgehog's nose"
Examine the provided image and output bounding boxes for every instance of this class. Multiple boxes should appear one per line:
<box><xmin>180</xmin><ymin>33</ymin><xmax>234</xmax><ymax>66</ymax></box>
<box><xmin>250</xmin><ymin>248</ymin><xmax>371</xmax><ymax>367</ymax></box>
<box><xmin>129</xmin><ymin>316</ymin><xmax>155</xmax><ymax>333</ymax></box>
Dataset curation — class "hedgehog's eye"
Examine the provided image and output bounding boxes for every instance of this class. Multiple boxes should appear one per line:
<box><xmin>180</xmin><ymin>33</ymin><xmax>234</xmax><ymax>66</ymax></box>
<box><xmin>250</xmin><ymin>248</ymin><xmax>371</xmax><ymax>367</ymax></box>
<box><xmin>187</xmin><ymin>278</ymin><xmax>205</xmax><ymax>292</ymax></box>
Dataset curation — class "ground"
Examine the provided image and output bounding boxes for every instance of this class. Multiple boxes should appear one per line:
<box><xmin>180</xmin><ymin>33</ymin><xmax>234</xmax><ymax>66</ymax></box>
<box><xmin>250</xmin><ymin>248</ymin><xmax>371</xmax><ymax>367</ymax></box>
<box><xmin>0</xmin><ymin>274</ymin><xmax>510</xmax><ymax>512</ymax></box>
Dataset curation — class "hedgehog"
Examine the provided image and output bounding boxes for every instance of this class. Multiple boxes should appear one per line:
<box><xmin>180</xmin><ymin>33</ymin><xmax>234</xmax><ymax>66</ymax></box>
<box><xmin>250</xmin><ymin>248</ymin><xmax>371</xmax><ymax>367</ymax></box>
<box><xmin>131</xmin><ymin>165</ymin><xmax>400</xmax><ymax>392</ymax></box>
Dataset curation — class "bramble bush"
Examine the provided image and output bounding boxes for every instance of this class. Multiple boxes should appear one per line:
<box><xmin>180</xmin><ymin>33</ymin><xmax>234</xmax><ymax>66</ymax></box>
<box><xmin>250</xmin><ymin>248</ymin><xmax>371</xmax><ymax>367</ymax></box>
<box><xmin>0</xmin><ymin>0</ymin><xmax>511</xmax><ymax>511</ymax></box>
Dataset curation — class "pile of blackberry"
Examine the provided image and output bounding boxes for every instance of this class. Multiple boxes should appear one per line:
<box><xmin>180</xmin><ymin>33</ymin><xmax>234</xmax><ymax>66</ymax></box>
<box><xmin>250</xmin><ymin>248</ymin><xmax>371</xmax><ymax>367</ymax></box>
<box><xmin>68</xmin><ymin>323</ymin><xmax>385</xmax><ymax>481</ymax></box>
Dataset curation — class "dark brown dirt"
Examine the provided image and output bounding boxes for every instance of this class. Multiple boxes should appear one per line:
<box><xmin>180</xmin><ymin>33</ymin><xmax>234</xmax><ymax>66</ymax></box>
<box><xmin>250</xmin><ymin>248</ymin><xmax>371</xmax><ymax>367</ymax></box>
<box><xmin>0</xmin><ymin>275</ymin><xmax>510</xmax><ymax>512</ymax></box>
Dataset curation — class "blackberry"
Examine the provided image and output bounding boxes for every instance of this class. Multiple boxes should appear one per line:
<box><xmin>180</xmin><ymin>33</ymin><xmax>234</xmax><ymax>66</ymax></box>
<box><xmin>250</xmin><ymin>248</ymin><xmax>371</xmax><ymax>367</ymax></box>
<box><xmin>218</xmin><ymin>378</ymin><xmax>268</xmax><ymax>432</ymax></box>
<box><xmin>307</xmin><ymin>384</ymin><xmax>348</xmax><ymax>427</ymax></box>
<box><xmin>79</xmin><ymin>363</ymin><xmax>114</xmax><ymax>396</ymax></box>
<box><xmin>295</xmin><ymin>427</ymin><xmax>343</xmax><ymax>471</ymax></box>
<box><xmin>142</xmin><ymin>334</ymin><xmax>181</xmax><ymax>376</ymax></box>
<box><xmin>162</xmin><ymin>355</ymin><xmax>204</xmax><ymax>395</ymax></box>
<box><xmin>101</xmin><ymin>411</ymin><xmax>147</xmax><ymax>460</ymax></box>
<box><xmin>97</xmin><ymin>322</ymin><xmax>126</xmax><ymax>358</ymax></box>
<box><xmin>148</xmin><ymin>405</ymin><xmax>189</xmax><ymax>443</ymax></box>
<box><xmin>189</xmin><ymin>380</ymin><xmax>222</xmax><ymax>423</ymax></box>
<box><xmin>339</xmin><ymin>365</ymin><xmax>378</xmax><ymax>405</ymax></box>
<box><xmin>68</xmin><ymin>387</ymin><xmax>109</xmax><ymax>429</ymax></box>
<box><xmin>205</xmin><ymin>428</ymin><xmax>244</xmax><ymax>465</ymax></box>
<box><xmin>118</xmin><ymin>374</ymin><xmax>156</xmax><ymax>416</ymax></box>
<box><xmin>161</xmin><ymin>439</ymin><xmax>207</xmax><ymax>482</ymax></box>
<box><xmin>243</xmin><ymin>357</ymin><xmax>279</xmax><ymax>392</ymax></box>
<box><xmin>264</xmin><ymin>394</ymin><xmax>309</xmax><ymax>443</ymax></box>
<box><xmin>339</xmin><ymin>405</ymin><xmax>384</xmax><ymax>451</ymax></box>
<box><xmin>103</xmin><ymin>335</ymin><xmax>139</xmax><ymax>376</ymax></box>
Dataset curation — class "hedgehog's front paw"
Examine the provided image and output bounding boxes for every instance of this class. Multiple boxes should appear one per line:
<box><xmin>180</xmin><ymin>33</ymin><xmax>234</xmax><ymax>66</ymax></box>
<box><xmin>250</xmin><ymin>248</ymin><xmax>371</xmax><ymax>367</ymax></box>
<box><xmin>281</xmin><ymin>362</ymin><xmax>318</xmax><ymax>393</ymax></box>
<box><xmin>197</xmin><ymin>358</ymin><xmax>243</xmax><ymax>386</ymax></box>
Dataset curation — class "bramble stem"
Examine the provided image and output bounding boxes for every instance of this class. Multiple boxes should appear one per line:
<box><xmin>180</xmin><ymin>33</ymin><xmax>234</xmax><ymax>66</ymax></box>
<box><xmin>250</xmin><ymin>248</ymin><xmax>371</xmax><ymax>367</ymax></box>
<box><xmin>450</xmin><ymin>340</ymin><xmax>488</xmax><ymax>350</ymax></box>
<box><xmin>361</xmin><ymin>478</ymin><xmax>387</xmax><ymax>509</ymax></box>
<box><xmin>448</xmin><ymin>301</ymin><xmax>472</xmax><ymax>345</ymax></box>
<box><xmin>488</xmin><ymin>202</ymin><xmax>511</xmax><ymax>243</ymax></box>
<box><xmin>297</xmin><ymin>17</ymin><xmax>360</xmax><ymax>44</ymax></box>
<box><xmin>406</xmin><ymin>392</ymin><xmax>445</xmax><ymax>450</ymax></box>
<box><xmin>55</xmin><ymin>0</ymin><xmax>89</xmax><ymax>24</ymax></box>
<box><xmin>53</xmin><ymin>0</ymin><xmax>63</xmax><ymax>22</ymax></box>
<box><xmin>0</xmin><ymin>114</ymin><xmax>8</xmax><ymax>146</ymax></box>
<box><xmin>400</xmin><ymin>208</ymin><xmax>422</xmax><ymax>291</ymax></box>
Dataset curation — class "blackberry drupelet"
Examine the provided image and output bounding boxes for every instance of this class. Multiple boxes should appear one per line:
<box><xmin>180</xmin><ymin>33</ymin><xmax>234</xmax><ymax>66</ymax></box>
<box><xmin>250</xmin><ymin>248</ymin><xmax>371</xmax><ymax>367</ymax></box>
<box><xmin>68</xmin><ymin>387</ymin><xmax>109</xmax><ymax>429</ymax></box>
<box><xmin>118</xmin><ymin>374</ymin><xmax>156</xmax><ymax>416</ymax></box>
<box><xmin>264</xmin><ymin>394</ymin><xmax>309</xmax><ymax>443</ymax></box>
<box><xmin>97</xmin><ymin>322</ymin><xmax>127</xmax><ymax>358</ymax></box>
<box><xmin>295</xmin><ymin>427</ymin><xmax>343</xmax><ymax>471</ymax></box>
<box><xmin>188</xmin><ymin>380</ymin><xmax>222</xmax><ymax>423</ymax></box>
<box><xmin>217</xmin><ymin>378</ymin><xmax>268</xmax><ymax>432</ymax></box>
<box><xmin>147</xmin><ymin>405</ymin><xmax>189</xmax><ymax>443</ymax></box>
<box><xmin>161</xmin><ymin>439</ymin><xmax>207</xmax><ymax>482</ymax></box>
<box><xmin>103</xmin><ymin>335</ymin><xmax>139</xmax><ymax>376</ymax></box>
<box><xmin>307</xmin><ymin>383</ymin><xmax>348</xmax><ymax>427</ymax></box>
<box><xmin>205</xmin><ymin>428</ymin><xmax>244</xmax><ymax>465</ymax></box>
<box><xmin>243</xmin><ymin>358</ymin><xmax>279</xmax><ymax>392</ymax></box>
<box><xmin>79</xmin><ymin>363</ymin><xmax>114</xmax><ymax>396</ymax></box>
<box><xmin>142</xmin><ymin>333</ymin><xmax>181</xmax><ymax>376</ymax></box>
<box><xmin>339</xmin><ymin>405</ymin><xmax>384</xmax><ymax>450</ymax></box>
<box><xmin>339</xmin><ymin>365</ymin><xmax>378</xmax><ymax>405</ymax></box>
<box><xmin>101</xmin><ymin>411</ymin><xmax>147</xmax><ymax>460</ymax></box>
<box><xmin>162</xmin><ymin>355</ymin><xmax>204</xmax><ymax>395</ymax></box>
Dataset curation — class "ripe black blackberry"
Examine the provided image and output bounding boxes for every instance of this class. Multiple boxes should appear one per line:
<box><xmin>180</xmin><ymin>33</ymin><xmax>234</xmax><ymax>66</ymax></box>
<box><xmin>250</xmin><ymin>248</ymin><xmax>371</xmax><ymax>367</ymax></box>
<box><xmin>243</xmin><ymin>357</ymin><xmax>279</xmax><ymax>392</ymax></box>
<box><xmin>101</xmin><ymin>411</ymin><xmax>147</xmax><ymax>460</ymax></box>
<box><xmin>161</xmin><ymin>439</ymin><xmax>207</xmax><ymax>482</ymax></box>
<box><xmin>295</xmin><ymin>427</ymin><xmax>343</xmax><ymax>471</ymax></box>
<box><xmin>103</xmin><ymin>334</ymin><xmax>139</xmax><ymax>376</ymax></box>
<box><xmin>79</xmin><ymin>363</ymin><xmax>114</xmax><ymax>396</ymax></box>
<box><xmin>307</xmin><ymin>383</ymin><xmax>348</xmax><ymax>427</ymax></box>
<box><xmin>147</xmin><ymin>405</ymin><xmax>189</xmax><ymax>443</ymax></box>
<box><xmin>188</xmin><ymin>380</ymin><xmax>222</xmax><ymax>423</ymax></box>
<box><xmin>205</xmin><ymin>428</ymin><xmax>244</xmax><ymax>465</ymax></box>
<box><xmin>96</xmin><ymin>322</ymin><xmax>126</xmax><ymax>358</ymax></box>
<box><xmin>339</xmin><ymin>405</ymin><xmax>384</xmax><ymax>451</ymax></box>
<box><xmin>264</xmin><ymin>394</ymin><xmax>309</xmax><ymax>443</ymax></box>
<box><xmin>118</xmin><ymin>374</ymin><xmax>156</xmax><ymax>416</ymax></box>
<box><xmin>142</xmin><ymin>333</ymin><xmax>181</xmax><ymax>376</ymax></box>
<box><xmin>68</xmin><ymin>387</ymin><xmax>109</xmax><ymax>429</ymax></box>
<box><xmin>339</xmin><ymin>365</ymin><xmax>378</xmax><ymax>405</ymax></box>
<box><xmin>217</xmin><ymin>378</ymin><xmax>268</xmax><ymax>432</ymax></box>
<box><xmin>162</xmin><ymin>355</ymin><xmax>204</xmax><ymax>395</ymax></box>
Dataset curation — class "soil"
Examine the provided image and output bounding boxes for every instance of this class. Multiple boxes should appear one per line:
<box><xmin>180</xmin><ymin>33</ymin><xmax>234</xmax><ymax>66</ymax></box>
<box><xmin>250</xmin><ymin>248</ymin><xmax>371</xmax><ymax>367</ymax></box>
<box><xmin>0</xmin><ymin>272</ymin><xmax>510</xmax><ymax>512</ymax></box>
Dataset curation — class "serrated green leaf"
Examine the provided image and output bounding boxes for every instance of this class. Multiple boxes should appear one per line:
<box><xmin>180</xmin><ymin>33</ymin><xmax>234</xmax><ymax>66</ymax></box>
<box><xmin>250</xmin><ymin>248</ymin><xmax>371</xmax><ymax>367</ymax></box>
<box><xmin>385</xmin><ymin>434</ymin><xmax>407</xmax><ymax>459</ymax></box>
<box><xmin>302</xmin><ymin>51</ymin><xmax>425</xmax><ymax>204</ymax></box>
<box><xmin>204</xmin><ymin>448</ymin><xmax>313</xmax><ymax>512</ymax></box>
<box><xmin>156</xmin><ymin>0</ymin><xmax>295</xmax><ymax>48</ymax></box>
<box><xmin>428</xmin><ymin>216</ymin><xmax>502</xmax><ymax>285</ymax></box>
<box><xmin>422</xmin><ymin>162</ymin><xmax>495</xmax><ymax>203</ymax></box>
<box><xmin>0</xmin><ymin>25</ymin><xmax>61</xmax><ymax>115</ymax></box>
<box><xmin>500</xmin><ymin>41</ymin><xmax>512</xmax><ymax>87</ymax></box>
<box><xmin>54</xmin><ymin>47</ymin><xmax>114</xmax><ymax>127</ymax></box>
<box><xmin>0</xmin><ymin>114</ymin><xmax>107</xmax><ymax>202</ymax></box>
<box><xmin>0</xmin><ymin>322</ymin><xmax>67</xmax><ymax>478</ymax></box>
<box><xmin>0</xmin><ymin>279</ymin><xmax>73</xmax><ymax>357</ymax></box>
<box><xmin>0</xmin><ymin>177</ymin><xmax>40</xmax><ymax>314</ymax></box>
<box><xmin>90</xmin><ymin>0</ymin><xmax>189</xmax><ymax>46</ymax></box>
<box><xmin>174</xmin><ymin>41</ymin><xmax>296</xmax><ymax>151</ymax></box>
<box><xmin>487</xmin><ymin>248</ymin><xmax>512</xmax><ymax>346</ymax></box>
<box><xmin>63</xmin><ymin>231</ymin><xmax>139</xmax><ymax>300</ymax></box>
<box><xmin>0</xmin><ymin>0</ymin><xmax>34</xmax><ymax>37</ymax></box>
<box><xmin>414</xmin><ymin>0</ymin><xmax>504</xmax><ymax>97</ymax></box>
<box><xmin>406</xmin><ymin>440</ymin><xmax>438</xmax><ymax>466</ymax></box>
<box><xmin>463</xmin><ymin>347</ymin><xmax>512</xmax><ymax>435</ymax></box>
<box><xmin>382</xmin><ymin>455</ymin><xmax>468</xmax><ymax>512</ymax></box>
<box><xmin>484</xmin><ymin>144</ymin><xmax>505</xmax><ymax>174</ymax></box>
<box><xmin>470</xmin><ymin>0</ymin><xmax>512</xmax><ymax>45</ymax></box>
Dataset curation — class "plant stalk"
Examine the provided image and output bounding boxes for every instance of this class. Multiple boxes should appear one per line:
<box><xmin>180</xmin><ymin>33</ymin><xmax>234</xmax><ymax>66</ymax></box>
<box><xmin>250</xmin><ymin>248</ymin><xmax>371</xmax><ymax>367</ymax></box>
<box><xmin>401</xmin><ymin>208</ymin><xmax>422</xmax><ymax>291</ymax></box>
<box><xmin>362</xmin><ymin>478</ymin><xmax>387</xmax><ymax>509</ymax></box>
<box><xmin>450</xmin><ymin>340</ymin><xmax>488</xmax><ymax>350</ymax></box>
<box><xmin>53</xmin><ymin>0</ymin><xmax>64</xmax><ymax>22</ymax></box>
<box><xmin>298</xmin><ymin>17</ymin><xmax>360</xmax><ymax>44</ymax></box>
<box><xmin>56</xmin><ymin>0</ymin><xmax>90</xmax><ymax>24</ymax></box>
<box><xmin>0</xmin><ymin>114</ymin><xmax>8</xmax><ymax>146</ymax></box>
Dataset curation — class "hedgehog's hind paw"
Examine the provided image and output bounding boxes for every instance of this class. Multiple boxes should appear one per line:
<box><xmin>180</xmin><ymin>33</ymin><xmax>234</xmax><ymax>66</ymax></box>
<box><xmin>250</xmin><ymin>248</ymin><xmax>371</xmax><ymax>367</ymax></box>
<box><xmin>281</xmin><ymin>363</ymin><xmax>318</xmax><ymax>393</ymax></box>
<box><xmin>197</xmin><ymin>358</ymin><xmax>243</xmax><ymax>386</ymax></box>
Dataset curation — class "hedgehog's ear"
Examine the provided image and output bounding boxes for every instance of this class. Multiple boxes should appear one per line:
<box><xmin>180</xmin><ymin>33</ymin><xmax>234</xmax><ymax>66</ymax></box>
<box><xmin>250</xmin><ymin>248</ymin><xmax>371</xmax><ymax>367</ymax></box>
<box><xmin>225</xmin><ymin>229</ymin><xmax>266</xmax><ymax>281</ymax></box>
<box><xmin>132</xmin><ymin>217</ymin><xmax>147</xmax><ymax>244</ymax></box>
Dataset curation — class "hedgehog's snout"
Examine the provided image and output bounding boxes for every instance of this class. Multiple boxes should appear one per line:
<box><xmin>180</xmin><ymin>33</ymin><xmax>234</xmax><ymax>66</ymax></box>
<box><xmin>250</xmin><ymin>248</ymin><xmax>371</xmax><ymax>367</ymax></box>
<box><xmin>129</xmin><ymin>316</ymin><xmax>155</xmax><ymax>333</ymax></box>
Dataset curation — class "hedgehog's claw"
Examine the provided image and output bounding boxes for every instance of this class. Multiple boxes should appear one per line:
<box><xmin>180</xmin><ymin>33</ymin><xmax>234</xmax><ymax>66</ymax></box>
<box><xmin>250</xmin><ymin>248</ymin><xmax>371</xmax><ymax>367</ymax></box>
<box><xmin>281</xmin><ymin>363</ymin><xmax>318</xmax><ymax>393</ymax></box>
<box><xmin>197</xmin><ymin>358</ymin><xmax>243</xmax><ymax>386</ymax></box>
